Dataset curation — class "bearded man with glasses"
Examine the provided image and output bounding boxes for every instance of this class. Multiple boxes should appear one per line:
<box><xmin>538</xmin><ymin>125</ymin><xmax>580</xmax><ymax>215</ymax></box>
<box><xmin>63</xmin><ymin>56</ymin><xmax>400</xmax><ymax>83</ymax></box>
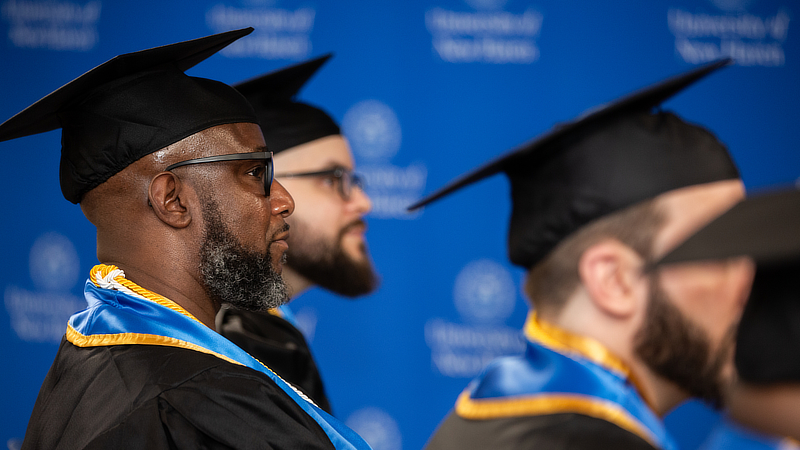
<box><xmin>217</xmin><ymin>55</ymin><xmax>378</xmax><ymax>414</ymax></box>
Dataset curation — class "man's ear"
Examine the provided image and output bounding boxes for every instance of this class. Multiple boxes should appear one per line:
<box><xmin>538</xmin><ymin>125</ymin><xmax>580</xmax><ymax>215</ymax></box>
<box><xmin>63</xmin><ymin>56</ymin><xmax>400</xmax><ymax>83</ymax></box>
<box><xmin>148</xmin><ymin>172</ymin><xmax>192</xmax><ymax>228</ymax></box>
<box><xmin>578</xmin><ymin>239</ymin><xmax>644</xmax><ymax>318</ymax></box>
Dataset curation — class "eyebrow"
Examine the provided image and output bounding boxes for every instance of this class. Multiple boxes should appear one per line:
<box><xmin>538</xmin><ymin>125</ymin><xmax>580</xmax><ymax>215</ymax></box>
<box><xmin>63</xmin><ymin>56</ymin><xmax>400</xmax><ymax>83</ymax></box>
<box><xmin>229</xmin><ymin>148</ymin><xmax>271</xmax><ymax>166</ymax></box>
<box><xmin>308</xmin><ymin>160</ymin><xmax>351</xmax><ymax>171</ymax></box>
<box><xmin>232</xmin><ymin>147</ymin><xmax>271</xmax><ymax>163</ymax></box>
<box><xmin>204</xmin><ymin>147</ymin><xmax>271</xmax><ymax>164</ymax></box>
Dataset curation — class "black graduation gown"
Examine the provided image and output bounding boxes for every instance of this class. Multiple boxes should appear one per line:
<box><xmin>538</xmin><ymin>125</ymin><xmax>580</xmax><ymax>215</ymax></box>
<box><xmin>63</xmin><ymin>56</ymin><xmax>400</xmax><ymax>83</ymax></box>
<box><xmin>424</xmin><ymin>411</ymin><xmax>658</xmax><ymax>450</ymax></box>
<box><xmin>217</xmin><ymin>307</ymin><xmax>333</xmax><ymax>414</ymax></box>
<box><xmin>22</xmin><ymin>338</ymin><xmax>336</xmax><ymax>450</ymax></box>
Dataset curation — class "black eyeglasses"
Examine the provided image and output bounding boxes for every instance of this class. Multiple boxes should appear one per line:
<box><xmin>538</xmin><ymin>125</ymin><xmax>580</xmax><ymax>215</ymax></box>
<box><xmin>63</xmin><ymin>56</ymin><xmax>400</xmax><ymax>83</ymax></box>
<box><xmin>275</xmin><ymin>167</ymin><xmax>364</xmax><ymax>201</ymax></box>
<box><xmin>165</xmin><ymin>151</ymin><xmax>274</xmax><ymax>196</ymax></box>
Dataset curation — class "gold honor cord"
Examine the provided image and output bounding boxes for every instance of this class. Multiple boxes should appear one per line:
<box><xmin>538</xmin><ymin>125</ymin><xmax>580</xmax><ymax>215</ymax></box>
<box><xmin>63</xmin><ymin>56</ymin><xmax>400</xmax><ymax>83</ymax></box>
<box><xmin>70</xmin><ymin>264</ymin><xmax>246</xmax><ymax>368</ymax></box>
<box><xmin>90</xmin><ymin>264</ymin><xmax>204</xmax><ymax>324</ymax></box>
<box><xmin>525</xmin><ymin>313</ymin><xmax>654</xmax><ymax>410</ymax></box>
<box><xmin>524</xmin><ymin>313</ymin><xmax>630</xmax><ymax>377</ymax></box>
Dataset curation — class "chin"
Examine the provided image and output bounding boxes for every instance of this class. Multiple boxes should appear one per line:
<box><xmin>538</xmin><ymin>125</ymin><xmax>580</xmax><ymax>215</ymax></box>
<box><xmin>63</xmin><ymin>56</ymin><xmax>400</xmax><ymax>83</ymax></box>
<box><xmin>270</xmin><ymin>254</ymin><xmax>286</xmax><ymax>272</ymax></box>
<box><xmin>340</xmin><ymin>239</ymin><xmax>366</xmax><ymax>257</ymax></box>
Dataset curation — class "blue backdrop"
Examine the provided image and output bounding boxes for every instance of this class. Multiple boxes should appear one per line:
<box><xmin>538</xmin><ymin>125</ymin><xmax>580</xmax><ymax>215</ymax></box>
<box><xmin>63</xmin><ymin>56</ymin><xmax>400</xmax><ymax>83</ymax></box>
<box><xmin>1</xmin><ymin>1</ymin><xmax>798</xmax><ymax>449</ymax></box>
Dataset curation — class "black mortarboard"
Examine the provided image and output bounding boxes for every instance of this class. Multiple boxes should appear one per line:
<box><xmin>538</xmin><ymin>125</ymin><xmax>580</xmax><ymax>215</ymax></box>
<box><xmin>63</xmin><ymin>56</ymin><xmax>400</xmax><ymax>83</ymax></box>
<box><xmin>655</xmin><ymin>189</ymin><xmax>800</xmax><ymax>383</ymax></box>
<box><xmin>408</xmin><ymin>59</ymin><xmax>739</xmax><ymax>269</ymax></box>
<box><xmin>0</xmin><ymin>28</ymin><xmax>258</xmax><ymax>204</ymax></box>
<box><xmin>234</xmin><ymin>54</ymin><xmax>340</xmax><ymax>154</ymax></box>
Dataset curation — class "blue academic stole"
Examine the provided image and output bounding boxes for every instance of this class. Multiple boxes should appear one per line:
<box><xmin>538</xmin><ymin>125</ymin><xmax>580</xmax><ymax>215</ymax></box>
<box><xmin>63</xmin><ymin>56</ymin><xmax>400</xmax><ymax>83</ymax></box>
<box><xmin>66</xmin><ymin>265</ymin><xmax>371</xmax><ymax>450</ymax></box>
<box><xmin>454</xmin><ymin>313</ymin><xmax>678</xmax><ymax>450</ymax></box>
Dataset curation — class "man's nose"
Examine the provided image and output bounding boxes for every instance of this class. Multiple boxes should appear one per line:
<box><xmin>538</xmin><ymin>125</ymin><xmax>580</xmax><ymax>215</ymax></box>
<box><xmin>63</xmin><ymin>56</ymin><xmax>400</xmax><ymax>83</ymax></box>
<box><xmin>270</xmin><ymin>180</ymin><xmax>295</xmax><ymax>218</ymax></box>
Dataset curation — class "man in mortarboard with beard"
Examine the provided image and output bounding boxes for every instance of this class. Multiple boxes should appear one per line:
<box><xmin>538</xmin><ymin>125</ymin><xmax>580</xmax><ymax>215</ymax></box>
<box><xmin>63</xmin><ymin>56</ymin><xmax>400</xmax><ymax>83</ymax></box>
<box><xmin>414</xmin><ymin>60</ymin><xmax>753</xmax><ymax>450</ymax></box>
<box><xmin>0</xmin><ymin>29</ymin><xmax>371</xmax><ymax>450</ymax></box>
<box><xmin>217</xmin><ymin>55</ymin><xmax>378</xmax><ymax>414</ymax></box>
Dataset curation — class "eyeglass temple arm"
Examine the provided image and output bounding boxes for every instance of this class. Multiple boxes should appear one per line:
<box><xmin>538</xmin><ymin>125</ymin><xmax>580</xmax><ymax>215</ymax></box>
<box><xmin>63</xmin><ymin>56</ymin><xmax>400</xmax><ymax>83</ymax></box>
<box><xmin>166</xmin><ymin>151</ymin><xmax>273</xmax><ymax>171</ymax></box>
<box><xmin>274</xmin><ymin>168</ymin><xmax>344</xmax><ymax>178</ymax></box>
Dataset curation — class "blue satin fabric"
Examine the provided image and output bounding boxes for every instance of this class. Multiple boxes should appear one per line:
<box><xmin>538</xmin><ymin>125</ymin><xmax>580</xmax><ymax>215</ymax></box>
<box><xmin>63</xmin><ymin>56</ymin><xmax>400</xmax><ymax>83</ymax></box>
<box><xmin>701</xmin><ymin>419</ymin><xmax>794</xmax><ymax>450</ymax></box>
<box><xmin>466</xmin><ymin>336</ymin><xmax>678</xmax><ymax>450</ymax></box>
<box><xmin>275</xmin><ymin>304</ymin><xmax>299</xmax><ymax>327</ymax></box>
<box><xmin>69</xmin><ymin>280</ymin><xmax>371</xmax><ymax>450</ymax></box>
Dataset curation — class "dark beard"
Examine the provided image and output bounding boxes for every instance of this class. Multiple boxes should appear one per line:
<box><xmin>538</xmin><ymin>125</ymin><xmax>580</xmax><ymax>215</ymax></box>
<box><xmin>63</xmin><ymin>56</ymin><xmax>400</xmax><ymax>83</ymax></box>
<box><xmin>199</xmin><ymin>201</ymin><xmax>289</xmax><ymax>312</ymax></box>
<box><xmin>634</xmin><ymin>277</ymin><xmax>734</xmax><ymax>409</ymax></box>
<box><xmin>286</xmin><ymin>219</ymin><xmax>378</xmax><ymax>297</ymax></box>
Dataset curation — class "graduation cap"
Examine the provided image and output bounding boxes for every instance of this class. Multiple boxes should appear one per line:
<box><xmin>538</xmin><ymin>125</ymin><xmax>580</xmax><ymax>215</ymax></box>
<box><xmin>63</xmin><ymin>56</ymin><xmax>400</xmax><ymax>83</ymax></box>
<box><xmin>408</xmin><ymin>59</ymin><xmax>739</xmax><ymax>269</ymax></box>
<box><xmin>0</xmin><ymin>28</ymin><xmax>258</xmax><ymax>204</ymax></box>
<box><xmin>234</xmin><ymin>54</ymin><xmax>340</xmax><ymax>154</ymax></box>
<box><xmin>655</xmin><ymin>189</ymin><xmax>800</xmax><ymax>383</ymax></box>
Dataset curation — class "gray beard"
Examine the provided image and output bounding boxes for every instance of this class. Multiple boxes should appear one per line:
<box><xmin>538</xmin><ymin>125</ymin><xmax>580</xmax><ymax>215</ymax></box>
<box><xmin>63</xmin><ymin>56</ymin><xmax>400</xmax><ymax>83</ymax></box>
<box><xmin>199</xmin><ymin>200</ymin><xmax>289</xmax><ymax>312</ymax></box>
<box><xmin>286</xmin><ymin>218</ymin><xmax>378</xmax><ymax>298</ymax></box>
<box><xmin>634</xmin><ymin>276</ymin><xmax>734</xmax><ymax>409</ymax></box>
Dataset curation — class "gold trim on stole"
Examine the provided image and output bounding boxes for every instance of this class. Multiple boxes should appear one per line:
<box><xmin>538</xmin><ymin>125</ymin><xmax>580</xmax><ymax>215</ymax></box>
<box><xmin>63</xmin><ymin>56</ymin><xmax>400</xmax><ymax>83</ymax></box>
<box><xmin>66</xmin><ymin>324</ymin><xmax>245</xmax><ymax>367</ymax></box>
<box><xmin>453</xmin><ymin>312</ymin><xmax>659</xmax><ymax>447</ymax></box>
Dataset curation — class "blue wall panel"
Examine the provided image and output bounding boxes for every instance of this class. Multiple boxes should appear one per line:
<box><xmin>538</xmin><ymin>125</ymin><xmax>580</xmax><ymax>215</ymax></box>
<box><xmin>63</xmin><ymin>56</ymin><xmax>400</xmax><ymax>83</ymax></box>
<box><xmin>1</xmin><ymin>1</ymin><xmax>798</xmax><ymax>449</ymax></box>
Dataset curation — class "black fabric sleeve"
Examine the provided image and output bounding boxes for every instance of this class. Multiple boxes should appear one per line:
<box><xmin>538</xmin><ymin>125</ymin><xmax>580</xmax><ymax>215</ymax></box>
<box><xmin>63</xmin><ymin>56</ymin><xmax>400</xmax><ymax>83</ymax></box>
<box><xmin>217</xmin><ymin>307</ymin><xmax>333</xmax><ymax>414</ymax></box>
<box><xmin>78</xmin><ymin>367</ymin><xmax>335</xmax><ymax>450</ymax></box>
<box><xmin>22</xmin><ymin>342</ymin><xmax>336</xmax><ymax>450</ymax></box>
<box><xmin>156</xmin><ymin>367</ymin><xmax>335</xmax><ymax>450</ymax></box>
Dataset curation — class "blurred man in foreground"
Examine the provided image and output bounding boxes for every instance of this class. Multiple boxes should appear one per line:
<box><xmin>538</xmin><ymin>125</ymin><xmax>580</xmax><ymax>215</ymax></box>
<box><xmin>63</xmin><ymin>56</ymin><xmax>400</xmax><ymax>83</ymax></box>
<box><xmin>413</xmin><ymin>60</ymin><xmax>752</xmax><ymax>450</ymax></box>
<box><xmin>218</xmin><ymin>55</ymin><xmax>377</xmax><ymax>413</ymax></box>
<box><xmin>656</xmin><ymin>188</ymin><xmax>800</xmax><ymax>447</ymax></box>
<box><xmin>0</xmin><ymin>29</ymin><xmax>370</xmax><ymax>449</ymax></box>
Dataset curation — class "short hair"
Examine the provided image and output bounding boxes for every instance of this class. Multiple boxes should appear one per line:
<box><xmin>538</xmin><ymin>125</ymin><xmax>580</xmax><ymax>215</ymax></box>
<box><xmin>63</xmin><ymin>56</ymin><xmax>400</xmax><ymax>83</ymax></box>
<box><xmin>525</xmin><ymin>199</ymin><xmax>665</xmax><ymax>314</ymax></box>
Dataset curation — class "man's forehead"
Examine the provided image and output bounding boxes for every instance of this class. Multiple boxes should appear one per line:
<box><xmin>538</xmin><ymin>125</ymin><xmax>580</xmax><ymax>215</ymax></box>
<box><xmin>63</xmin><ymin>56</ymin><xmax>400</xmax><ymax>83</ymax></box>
<box><xmin>274</xmin><ymin>134</ymin><xmax>354</xmax><ymax>170</ymax></box>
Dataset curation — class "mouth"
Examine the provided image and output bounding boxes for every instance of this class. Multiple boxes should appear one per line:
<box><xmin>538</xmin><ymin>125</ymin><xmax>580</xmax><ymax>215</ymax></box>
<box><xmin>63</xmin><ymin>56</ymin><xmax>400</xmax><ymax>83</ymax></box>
<box><xmin>271</xmin><ymin>238</ymin><xmax>289</xmax><ymax>251</ymax></box>
<box><xmin>342</xmin><ymin>219</ymin><xmax>367</xmax><ymax>236</ymax></box>
<box><xmin>269</xmin><ymin>223</ymin><xmax>291</xmax><ymax>252</ymax></box>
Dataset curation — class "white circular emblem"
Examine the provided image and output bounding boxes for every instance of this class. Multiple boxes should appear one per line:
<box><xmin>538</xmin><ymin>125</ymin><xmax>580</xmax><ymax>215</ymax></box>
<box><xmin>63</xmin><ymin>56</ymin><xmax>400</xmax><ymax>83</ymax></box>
<box><xmin>28</xmin><ymin>232</ymin><xmax>80</xmax><ymax>292</ymax></box>
<box><xmin>708</xmin><ymin>0</ymin><xmax>754</xmax><ymax>12</ymax></box>
<box><xmin>345</xmin><ymin>407</ymin><xmax>402</xmax><ymax>450</ymax></box>
<box><xmin>341</xmin><ymin>100</ymin><xmax>402</xmax><ymax>161</ymax></box>
<box><xmin>453</xmin><ymin>259</ymin><xmax>516</xmax><ymax>324</ymax></box>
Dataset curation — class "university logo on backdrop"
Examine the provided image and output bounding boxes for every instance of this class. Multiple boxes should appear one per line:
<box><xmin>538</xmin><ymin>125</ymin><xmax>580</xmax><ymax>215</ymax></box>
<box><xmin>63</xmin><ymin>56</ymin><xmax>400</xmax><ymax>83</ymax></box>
<box><xmin>668</xmin><ymin>0</ymin><xmax>791</xmax><ymax>66</ymax></box>
<box><xmin>342</xmin><ymin>100</ymin><xmax>402</xmax><ymax>161</ymax></box>
<box><xmin>425</xmin><ymin>0</ymin><xmax>543</xmax><ymax>64</ymax></box>
<box><xmin>5</xmin><ymin>232</ymin><xmax>86</xmax><ymax>343</ymax></box>
<box><xmin>453</xmin><ymin>259</ymin><xmax>516</xmax><ymax>324</ymax></box>
<box><xmin>1</xmin><ymin>0</ymin><xmax>101</xmax><ymax>51</ymax></box>
<box><xmin>342</xmin><ymin>99</ymin><xmax>427</xmax><ymax>220</ymax></box>
<box><xmin>206</xmin><ymin>0</ymin><xmax>315</xmax><ymax>60</ymax></box>
<box><xmin>425</xmin><ymin>259</ymin><xmax>525</xmax><ymax>378</ymax></box>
